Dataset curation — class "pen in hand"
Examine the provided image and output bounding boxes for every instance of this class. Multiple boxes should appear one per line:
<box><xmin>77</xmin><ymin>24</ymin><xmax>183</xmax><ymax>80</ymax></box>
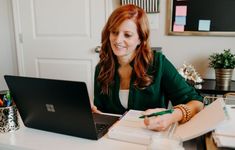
<box><xmin>139</xmin><ymin>109</ymin><xmax>174</xmax><ymax>118</ymax></box>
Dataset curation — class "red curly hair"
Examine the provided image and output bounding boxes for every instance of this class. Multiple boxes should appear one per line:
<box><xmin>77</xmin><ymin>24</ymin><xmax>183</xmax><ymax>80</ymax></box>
<box><xmin>98</xmin><ymin>4</ymin><xmax>153</xmax><ymax>94</ymax></box>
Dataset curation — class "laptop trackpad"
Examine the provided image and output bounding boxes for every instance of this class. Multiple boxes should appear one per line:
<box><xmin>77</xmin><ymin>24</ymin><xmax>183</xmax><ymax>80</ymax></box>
<box><xmin>93</xmin><ymin>113</ymin><xmax>120</xmax><ymax>126</ymax></box>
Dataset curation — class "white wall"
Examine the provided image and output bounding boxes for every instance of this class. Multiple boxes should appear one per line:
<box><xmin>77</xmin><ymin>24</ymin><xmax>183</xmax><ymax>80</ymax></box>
<box><xmin>0</xmin><ymin>0</ymin><xmax>18</xmax><ymax>91</ymax></box>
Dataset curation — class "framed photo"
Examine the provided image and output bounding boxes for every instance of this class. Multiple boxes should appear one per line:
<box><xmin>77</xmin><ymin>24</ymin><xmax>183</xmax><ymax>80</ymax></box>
<box><xmin>121</xmin><ymin>0</ymin><xmax>160</xmax><ymax>13</ymax></box>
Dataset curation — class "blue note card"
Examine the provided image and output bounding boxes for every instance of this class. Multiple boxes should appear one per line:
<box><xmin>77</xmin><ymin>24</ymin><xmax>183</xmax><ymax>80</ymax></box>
<box><xmin>198</xmin><ymin>20</ymin><xmax>211</xmax><ymax>31</ymax></box>
<box><xmin>175</xmin><ymin>16</ymin><xmax>186</xmax><ymax>25</ymax></box>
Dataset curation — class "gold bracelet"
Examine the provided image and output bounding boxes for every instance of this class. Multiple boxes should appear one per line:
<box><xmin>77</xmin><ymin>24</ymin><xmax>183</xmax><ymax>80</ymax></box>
<box><xmin>174</xmin><ymin>105</ymin><xmax>186</xmax><ymax>123</ymax></box>
<box><xmin>181</xmin><ymin>104</ymin><xmax>192</xmax><ymax>122</ymax></box>
<box><xmin>174</xmin><ymin>104</ymin><xmax>192</xmax><ymax>124</ymax></box>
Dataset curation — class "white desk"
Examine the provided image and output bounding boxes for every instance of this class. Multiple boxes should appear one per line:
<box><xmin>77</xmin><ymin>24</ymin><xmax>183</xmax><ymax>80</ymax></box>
<box><xmin>0</xmin><ymin>117</ymin><xmax>200</xmax><ymax>150</ymax></box>
<box><xmin>0</xmin><ymin>117</ymin><xmax>147</xmax><ymax>150</ymax></box>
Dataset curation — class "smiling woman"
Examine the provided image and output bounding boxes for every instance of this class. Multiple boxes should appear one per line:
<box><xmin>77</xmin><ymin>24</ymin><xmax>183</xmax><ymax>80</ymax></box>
<box><xmin>109</xmin><ymin>19</ymin><xmax>141</xmax><ymax>91</ymax></box>
<box><xmin>109</xmin><ymin>19</ymin><xmax>140</xmax><ymax>59</ymax></box>
<box><xmin>93</xmin><ymin>4</ymin><xmax>204</xmax><ymax>132</ymax></box>
<box><xmin>98</xmin><ymin>4</ymin><xmax>152</xmax><ymax>95</ymax></box>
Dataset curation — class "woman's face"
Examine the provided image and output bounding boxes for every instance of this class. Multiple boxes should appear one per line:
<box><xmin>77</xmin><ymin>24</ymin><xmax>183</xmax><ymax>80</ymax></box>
<box><xmin>109</xmin><ymin>19</ymin><xmax>140</xmax><ymax>59</ymax></box>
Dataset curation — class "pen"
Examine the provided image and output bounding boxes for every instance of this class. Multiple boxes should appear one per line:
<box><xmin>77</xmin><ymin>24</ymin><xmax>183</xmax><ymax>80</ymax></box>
<box><xmin>5</xmin><ymin>91</ymin><xmax>12</xmax><ymax>106</ymax></box>
<box><xmin>2</xmin><ymin>91</ymin><xmax>12</xmax><ymax>107</ymax></box>
<box><xmin>6</xmin><ymin>91</ymin><xmax>11</xmax><ymax>101</ymax></box>
<box><xmin>139</xmin><ymin>109</ymin><xmax>174</xmax><ymax>118</ymax></box>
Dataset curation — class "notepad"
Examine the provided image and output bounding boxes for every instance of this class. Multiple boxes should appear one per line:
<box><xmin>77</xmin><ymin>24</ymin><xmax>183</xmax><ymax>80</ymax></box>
<box><xmin>198</xmin><ymin>20</ymin><xmax>211</xmax><ymax>31</ymax></box>
<box><xmin>175</xmin><ymin>16</ymin><xmax>186</xmax><ymax>25</ymax></box>
<box><xmin>175</xmin><ymin>6</ymin><xmax>187</xmax><ymax>16</ymax></box>
<box><xmin>108</xmin><ymin>98</ymin><xmax>227</xmax><ymax>145</ymax></box>
<box><xmin>173</xmin><ymin>24</ymin><xmax>184</xmax><ymax>32</ymax></box>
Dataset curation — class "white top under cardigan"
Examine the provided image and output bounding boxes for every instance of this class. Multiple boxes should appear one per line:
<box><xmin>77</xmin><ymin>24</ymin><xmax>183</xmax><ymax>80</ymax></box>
<box><xmin>119</xmin><ymin>89</ymin><xmax>129</xmax><ymax>109</ymax></box>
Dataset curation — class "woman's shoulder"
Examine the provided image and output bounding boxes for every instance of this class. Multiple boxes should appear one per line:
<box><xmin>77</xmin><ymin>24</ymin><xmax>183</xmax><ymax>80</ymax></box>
<box><xmin>150</xmin><ymin>50</ymin><xmax>177</xmax><ymax>74</ymax></box>
<box><xmin>95</xmin><ymin>63</ymin><xmax>102</xmax><ymax>77</ymax></box>
<box><xmin>152</xmin><ymin>50</ymin><xmax>166</xmax><ymax>64</ymax></box>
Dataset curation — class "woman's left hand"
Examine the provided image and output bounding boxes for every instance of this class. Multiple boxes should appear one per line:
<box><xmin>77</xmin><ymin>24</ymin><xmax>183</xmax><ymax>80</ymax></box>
<box><xmin>91</xmin><ymin>105</ymin><xmax>102</xmax><ymax>114</ymax></box>
<box><xmin>142</xmin><ymin>108</ymin><xmax>175</xmax><ymax>131</ymax></box>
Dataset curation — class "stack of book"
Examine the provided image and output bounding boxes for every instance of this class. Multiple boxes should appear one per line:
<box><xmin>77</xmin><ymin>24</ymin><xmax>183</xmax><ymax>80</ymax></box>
<box><xmin>212</xmin><ymin>104</ymin><xmax>235</xmax><ymax>148</ymax></box>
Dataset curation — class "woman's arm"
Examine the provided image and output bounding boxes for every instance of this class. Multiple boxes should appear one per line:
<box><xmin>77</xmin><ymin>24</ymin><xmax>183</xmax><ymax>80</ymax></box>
<box><xmin>172</xmin><ymin>100</ymin><xmax>204</xmax><ymax>123</ymax></box>
<box><xmin>142</xmin><ymin>53</ymin><xmax>204</xmax><ymax>131</ymax></box>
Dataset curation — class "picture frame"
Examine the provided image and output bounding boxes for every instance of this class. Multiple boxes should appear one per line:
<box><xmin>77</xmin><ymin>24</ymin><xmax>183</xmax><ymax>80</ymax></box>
<box><xmin>121</xmin><ymin>0</ymin><xmax>160</xmax><ymax>13</ymax></box>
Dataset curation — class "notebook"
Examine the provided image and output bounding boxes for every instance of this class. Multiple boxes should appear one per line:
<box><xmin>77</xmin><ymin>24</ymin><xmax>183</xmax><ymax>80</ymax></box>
<box><xmin>4</xmin><ymin>75</ymin><xmax>119</xmax><ymax>140</ymax></box>
<box><xmin>108</xmin><ymin>98</ymin><xmax>227</xmax><ymax>144</ymax></box>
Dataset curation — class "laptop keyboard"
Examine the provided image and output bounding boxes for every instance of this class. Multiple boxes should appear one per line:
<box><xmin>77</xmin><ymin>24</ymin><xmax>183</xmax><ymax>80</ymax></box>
<box><xmin>95</xmin><ymin>123</ymin><xmax>109</xmax><ymax>133</ymax></box>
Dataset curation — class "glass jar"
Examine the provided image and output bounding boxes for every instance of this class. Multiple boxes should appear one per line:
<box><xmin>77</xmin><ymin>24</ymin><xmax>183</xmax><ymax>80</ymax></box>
<box><xmin>147</xmin><ymin>133</ymin><xmax>184</xmax><ymax>150</ymax></box>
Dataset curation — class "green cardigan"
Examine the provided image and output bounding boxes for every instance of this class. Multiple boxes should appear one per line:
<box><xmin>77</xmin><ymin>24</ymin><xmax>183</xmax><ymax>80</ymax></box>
<box><xmin>94</xmin><ymin>51</ymin><xmax>203</xmax><ymax>114</ymax></box>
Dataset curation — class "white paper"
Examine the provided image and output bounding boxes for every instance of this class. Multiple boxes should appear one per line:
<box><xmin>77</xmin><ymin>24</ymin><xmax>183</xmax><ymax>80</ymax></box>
<box><xmin>174</xmin><ymin>98</ymin><xmax>227</xmax><ymax>141</ymax></box>
<box><xmin>213</xmin><ymin>105</ymin><xmax>235</xmax><ymax>137</ymax></box>
<box><xmin>213</xmin><ymin>134</ymin><xmax>235</xmax><ymax>148</ymax></box>
<box><xmin>212</xmin><ymin>105</ymin><xmax>235</xmax><ymax>148</ymax></box>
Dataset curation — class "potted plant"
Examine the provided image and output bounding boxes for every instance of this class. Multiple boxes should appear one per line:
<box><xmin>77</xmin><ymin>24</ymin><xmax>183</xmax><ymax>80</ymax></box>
<box><xmin>209</xmin><ymin>49</ymin><xmax>235</xmax><ymax>87</ymax></box>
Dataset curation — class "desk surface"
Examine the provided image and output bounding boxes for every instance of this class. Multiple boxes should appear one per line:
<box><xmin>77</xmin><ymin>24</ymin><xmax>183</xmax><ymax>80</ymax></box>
<box><xmin>0</xmin><ymin>117</ymin><xmax>201</xmax><ymax>150</ymax></box>
<box><xmin>195</xmin><ymin>79</ymin><xmax>235</xmax><ymax>95</ymax></box>
<box><xmin>0</xmin><ymin>119</ymin><xmax>146</xmax><ymax>150</ymax></box>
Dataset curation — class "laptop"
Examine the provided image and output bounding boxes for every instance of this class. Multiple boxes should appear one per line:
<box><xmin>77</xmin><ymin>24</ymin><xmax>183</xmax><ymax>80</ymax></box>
<box><xmin>4</xmin><ymin>75</ymin><xmax>119</xmax><ymax>140</ymax></box>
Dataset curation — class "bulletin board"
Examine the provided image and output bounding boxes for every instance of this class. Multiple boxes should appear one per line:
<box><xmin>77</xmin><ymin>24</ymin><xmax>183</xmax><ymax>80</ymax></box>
<box><xmin>166</xmin><ymin>0</ymin><xmax>235</xmax><ymax>36</ymax></box>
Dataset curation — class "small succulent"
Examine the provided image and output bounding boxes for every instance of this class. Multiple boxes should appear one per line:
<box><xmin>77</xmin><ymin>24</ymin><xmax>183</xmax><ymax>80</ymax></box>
<box><xmin>209</xmin><ymin>49</ymin><xmax>235</xmax><ymax>69</ymax></box>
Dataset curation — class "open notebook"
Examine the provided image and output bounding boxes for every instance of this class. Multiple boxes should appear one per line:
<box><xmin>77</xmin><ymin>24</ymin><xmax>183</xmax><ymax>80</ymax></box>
<box><xmin>108</xmin><ymin>98</ymin><xmax>227</xmax><ymax>145</ymax></box>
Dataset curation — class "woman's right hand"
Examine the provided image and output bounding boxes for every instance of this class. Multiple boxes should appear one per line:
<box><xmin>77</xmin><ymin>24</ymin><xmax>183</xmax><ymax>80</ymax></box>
<box><xmin>142</xmin><ymin>108</ymin><xmax>175</xmax><ymax>131</ymax></box>
<box><xmin>91</xmin><ymin>105</ymin><xmax>102</xmax><ymax>114</ymax></box>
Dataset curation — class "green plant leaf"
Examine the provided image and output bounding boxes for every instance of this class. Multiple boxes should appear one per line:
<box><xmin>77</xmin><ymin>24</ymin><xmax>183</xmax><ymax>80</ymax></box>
<box><xmin>209</xmin><ymin>49</ymin><xmax>235</xmax><ymax>69</ymax></box>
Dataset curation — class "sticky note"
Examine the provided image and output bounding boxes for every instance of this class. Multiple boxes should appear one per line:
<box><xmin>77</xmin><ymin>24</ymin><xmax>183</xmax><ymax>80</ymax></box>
<box><xmin>173</xmin><ymin>24</ymin><xmax>184</xmax><ymax>32</ymax></box>
<box><xmin>198</xmin><ymin>20</ymin><xmax>211</xmax><ymax>31</ymax></box>
<box><xmin>175</xmin><ymin>16</ymin><xmax>186</xmax><ymax>25</ymax></box>
<box><xmin>175</xmin><ymin>6</ymin><xmax>187</xmax><ymax>16</ymax></box>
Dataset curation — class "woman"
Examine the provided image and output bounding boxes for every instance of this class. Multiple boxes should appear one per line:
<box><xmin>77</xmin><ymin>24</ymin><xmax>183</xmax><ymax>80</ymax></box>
<box><xmin>92</xmin><ymin>4</ymin><xmax>204</xmax><ymax>131</ymax></box>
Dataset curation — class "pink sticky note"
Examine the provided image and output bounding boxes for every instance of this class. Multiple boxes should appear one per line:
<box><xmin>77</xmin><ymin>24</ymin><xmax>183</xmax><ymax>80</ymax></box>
<box><xmin>175</xmin><ymin>6</ymin><xmax>187</xmax><ymax>16</ymax></box>
<box><xmin>173</xmin><ymin>24</ymin><xmax>184</xmax><ymax>32</ymax></box>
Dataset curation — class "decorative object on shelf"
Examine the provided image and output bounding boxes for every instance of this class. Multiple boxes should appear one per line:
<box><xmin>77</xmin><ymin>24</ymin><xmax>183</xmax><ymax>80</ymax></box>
<box><xmin>120</xmin><ymin>0</ymin><xmax>160</xmax><ymax>13</ymax></box>
<box><xmin>178</xmin><ymin>63</ymin><xmax>203</xmax><ymax>85</ymax></box>
<box><xmin>209</xmin><ymin>49</ymin><xmax>235</xmax><ymax>87</ymax></box>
